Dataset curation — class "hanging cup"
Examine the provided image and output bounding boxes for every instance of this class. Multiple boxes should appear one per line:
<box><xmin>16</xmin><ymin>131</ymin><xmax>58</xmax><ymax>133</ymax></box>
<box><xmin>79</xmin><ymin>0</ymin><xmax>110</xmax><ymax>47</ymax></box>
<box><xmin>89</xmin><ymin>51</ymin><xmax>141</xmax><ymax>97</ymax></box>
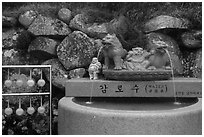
<box><xmin>16</xmin><ymin>98</ymin><xmax>24</xmax><ymax>116</ymax></box>
<box><xmin>27</xmin><ymin>98</ymin><xmax>35</xmax><ymax>115</ymax></box>
<box><xmin>27</xmin><ymin>69</ymin><xmax>35</xmax><ymax>87</ymax></box>
<box><xmin>16</xmin><ymin>69</ymin><xmax>24</xmax><ymax>87</ymax></box>
<box><xmin>38</xmin><ymin>96</ymin><xmax>45</xmax><ymax>114</ymax></box>
<box><xmin>4</xmin><ymin>100</ymin><xmax>13</xmax><ymax>115</ymax></box>
<box><xmin>4</xmin><ymin>69</ymin><xmax>12</xmax><ymax>87</ymax></box>
<box><xmin>37</xmin><ymin>69</ymin><xmax>45</xmax><ymax>87</ymax></box>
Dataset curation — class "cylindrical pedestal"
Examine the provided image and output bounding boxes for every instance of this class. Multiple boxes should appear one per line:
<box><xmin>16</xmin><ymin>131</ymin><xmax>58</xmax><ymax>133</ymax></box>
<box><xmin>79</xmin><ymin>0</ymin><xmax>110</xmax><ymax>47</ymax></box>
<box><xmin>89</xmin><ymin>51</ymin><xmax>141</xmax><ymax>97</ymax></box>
<box><xmin>58</xmin><ymin>97</ymin><xmax>202</xmax><ymax>135</ymax></box>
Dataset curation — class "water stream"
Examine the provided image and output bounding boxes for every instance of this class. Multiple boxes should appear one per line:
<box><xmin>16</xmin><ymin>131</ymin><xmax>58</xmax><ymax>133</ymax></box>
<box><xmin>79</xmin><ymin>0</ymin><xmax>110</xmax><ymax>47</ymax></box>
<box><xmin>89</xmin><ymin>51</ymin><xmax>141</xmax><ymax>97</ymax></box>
<box><xmin>85</xmin><ymin>81</ymin><xmax>94</xmax><ymax>104</ymax></box>
<box><xmin>164</xmin><ymin>49</ymin><xmax>181</xmax><ymax>105</ymax></box>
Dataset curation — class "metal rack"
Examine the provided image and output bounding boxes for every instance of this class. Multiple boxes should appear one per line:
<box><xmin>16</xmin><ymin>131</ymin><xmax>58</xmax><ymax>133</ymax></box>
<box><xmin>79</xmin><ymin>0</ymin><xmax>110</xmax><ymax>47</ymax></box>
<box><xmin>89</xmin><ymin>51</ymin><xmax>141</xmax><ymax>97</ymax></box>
<box><xmin>2</xmin><ymin>65</ymin><xmax>52</xmax><ymax>135</ymax></box>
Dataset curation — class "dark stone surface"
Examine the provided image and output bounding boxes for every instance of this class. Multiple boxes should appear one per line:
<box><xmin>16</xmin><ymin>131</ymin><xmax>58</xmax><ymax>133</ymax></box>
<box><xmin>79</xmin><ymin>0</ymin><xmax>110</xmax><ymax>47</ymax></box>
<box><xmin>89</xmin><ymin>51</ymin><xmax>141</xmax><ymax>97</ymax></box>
<box><xmin>86</xmin><ymin>23</ymin><xmax>109</xmax><ymax>39</ymax></box>
<box><xmin>58</xmin><ymin>8</ymin><xmax>72</xmax><ymax>24</ymax></box>
<box><xmin>192</xmin><ymin>49</ymin><xmax>202</xmax><ymax>78</ymax></box>
<box><xmin>42</xmin><ymin>59</ymin><xmax>69</xmax><ymax>89</ymax></box>
<box><xmin>143</xmin><ymin>15</ymin><xmax>190</xmax><ymax>33</ymax></box>
<box><xmin>181</xmin><ymin>30</ymin><xmax>202</xmax><ymax>49</ymax></box>
<box><xmin>28</xmin><ymin>37</ymin><xmax>59</xmax><ymax>60</ymax></box>
<box><xmin>57</xmin><ymin>31</ymin><xmax>100</xmax><ymax>70</ymax></box>
<box><xmin>2</xmin><ymin>16</ymin><xmax>17</xmax><ymax>27</ymax></box>
<box><xmin>182</xmin><ymin>48</ymin><xmax>202</xmax><ymax>78</ymax></box>
<box><xmin>70</xmin><ymin>14</ymin><xmax>135</xmax><ymax>50</ymax></box>
<box><xmin>69</xmin><ymin>14</ymin><xmax>90</xmax><ymax>32</ymax></box>
<box><xmin>182</xmin><ymin>50</ymin><xmax>196</xmax><ymax>77</ymax></box>
<box><xmin>2</xmin><ymin>48</ymin><xmax>43</xmax><ymax>65</ymax></box>
<box><xmin>2</xmin><ymin>49</ymin><xmax>29</xmax><ymax>65</ymax></box>
<box><xmin>108</xmin><ymin>15</ymin><xmax>138</xmax><ymax>50</ymax></box>
<box><xmin>108</xmin><ymin>15</ymin><xmax>130</xmax><ymax>38</ymax></box>
<box><xmin>86</xmin><ymin>15</ymin><xmax>130</xmax><ymax>39</ymax></box>
<box><xmin>18</xmin><ymin>10</ymin><xmax>38</xmax><ymax>28</ymax></box>
<box><xmin>69</xmin><ymin>68</ymin><xmax>86</xmax><ymax>79</ymax></box>
<box><xmin>28</xmin><ymin>15</ymin><xmax>72</xmax><ymax>37</ymax></box>
<box><xmin>2</xmin><ymin>28</ymin><xmax>32</xmax><ymax>49</ymax></box>
<box><xmin>145</xmin><ymin>32</ymin><xmax>181</xmax><ymax>57</ymax></box>
<box><xmin>70</xmin><ymin>14</ymin><xmax>109</xmax><ymax>39</ymax></box>
<box><xmin>88</xmin><ymin>15</ymin><xmax>132</xmax><ymax>39</ymax></box>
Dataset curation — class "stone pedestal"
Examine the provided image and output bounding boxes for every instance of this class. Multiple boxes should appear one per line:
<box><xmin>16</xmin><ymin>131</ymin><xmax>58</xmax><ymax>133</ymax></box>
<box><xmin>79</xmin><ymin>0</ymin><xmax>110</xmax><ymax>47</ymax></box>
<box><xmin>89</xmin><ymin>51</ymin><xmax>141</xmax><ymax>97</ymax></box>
<box><xmin>58</xmin><ymin>97</ymin><xmax>202</xmax><ymax>135</ymax></box>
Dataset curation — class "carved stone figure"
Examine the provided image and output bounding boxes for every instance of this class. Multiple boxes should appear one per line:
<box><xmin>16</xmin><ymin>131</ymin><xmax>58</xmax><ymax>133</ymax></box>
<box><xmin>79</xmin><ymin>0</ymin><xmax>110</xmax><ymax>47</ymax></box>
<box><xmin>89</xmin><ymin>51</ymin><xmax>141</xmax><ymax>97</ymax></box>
<box><xmin>101</xmin><ymin>33</ymin><xmax>127</xmax><ymax>70</ymax></box>
<box><xmin>103</xmin><ymin>47</ymin><xmax>172</xmax><ymax>80</ymax></box>
<box><xmin>88</xmin><ymin>57</ymin><xmax>101</xmax><ymax>80</ymax></box>
<box><xmin>123</xmin><ymin>47</ymin><xmax>151</xmax><ymax>70</ymax></box>
<box><xmin>123</xmin><ymin>47</ymin><xmax>170</xmax><ymax>71</ymax></box>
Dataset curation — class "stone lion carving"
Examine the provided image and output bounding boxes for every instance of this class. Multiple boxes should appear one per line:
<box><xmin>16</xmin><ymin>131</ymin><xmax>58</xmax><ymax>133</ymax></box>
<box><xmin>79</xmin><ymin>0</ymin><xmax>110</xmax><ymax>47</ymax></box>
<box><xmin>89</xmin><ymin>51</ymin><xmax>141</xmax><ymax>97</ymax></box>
<box><xmin>100</xmin><ymin>33</ymin><xmax>127</xmax><ymax>70</ymax></box>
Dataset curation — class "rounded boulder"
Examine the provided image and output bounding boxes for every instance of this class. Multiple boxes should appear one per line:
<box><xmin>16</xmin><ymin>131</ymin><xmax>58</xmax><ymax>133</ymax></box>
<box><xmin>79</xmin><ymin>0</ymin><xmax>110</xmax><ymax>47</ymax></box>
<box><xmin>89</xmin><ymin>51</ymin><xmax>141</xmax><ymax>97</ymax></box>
<box><xmin>57</xmin><ymin>31</ymin><xmax>99</xmax><ymax>70</ymax></box>
<box><xmin>58</xmin><ymin>8</ymin><xmax>72</xmax><ymax>24</ymax></box>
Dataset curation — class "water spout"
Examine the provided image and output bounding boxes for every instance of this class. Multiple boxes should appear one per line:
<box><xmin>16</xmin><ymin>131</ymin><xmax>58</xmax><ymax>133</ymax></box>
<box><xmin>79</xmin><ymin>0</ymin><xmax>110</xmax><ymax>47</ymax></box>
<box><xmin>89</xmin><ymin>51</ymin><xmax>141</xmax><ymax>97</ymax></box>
<box><xmin>164</xmin><ymin>48</ymin><xmax>181</xmax><ymax>105</ymax></box>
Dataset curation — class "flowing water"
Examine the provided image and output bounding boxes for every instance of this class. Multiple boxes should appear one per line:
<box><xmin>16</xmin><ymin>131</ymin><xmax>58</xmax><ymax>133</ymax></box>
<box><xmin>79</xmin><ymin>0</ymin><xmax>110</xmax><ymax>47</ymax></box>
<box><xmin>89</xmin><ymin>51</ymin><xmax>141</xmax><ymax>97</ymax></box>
<box><xmin>164</xmin><ymin>49</ymin><xmax>181</xmax><ymax>105</ymax></box>
<box><xmin>86</xmin><ymin>45</ymin><xmax>103</xmax><ymax>104</ymax></box>
<box><xmin>85</xmin><ymin>81</ymin><xmax>94</xmax><ymax>105</ymax></box>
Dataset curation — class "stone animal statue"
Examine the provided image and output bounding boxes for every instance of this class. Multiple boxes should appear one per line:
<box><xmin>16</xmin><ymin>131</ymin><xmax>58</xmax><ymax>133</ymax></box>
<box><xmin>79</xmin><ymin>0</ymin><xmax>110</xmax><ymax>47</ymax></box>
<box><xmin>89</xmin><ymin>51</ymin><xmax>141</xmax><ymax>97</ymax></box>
<box><xmin>88</xmin><ymin>57</ymin><xmax>102</xmax><ymax>80</ymax></box>
<box><xmin>147</xmin><ymin>47</ymin><xmax>170</xmax><ymax>70</ymax></box>
<box><xmin>100</xmin><ymin>33</ymin><xmax>127</xmax><ymax>70</ymax></box>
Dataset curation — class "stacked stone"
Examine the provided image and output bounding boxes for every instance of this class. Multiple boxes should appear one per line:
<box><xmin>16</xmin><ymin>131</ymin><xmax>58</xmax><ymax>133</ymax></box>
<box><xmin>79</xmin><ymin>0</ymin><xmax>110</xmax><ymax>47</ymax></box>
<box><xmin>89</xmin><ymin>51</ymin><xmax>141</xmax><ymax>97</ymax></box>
<box><xmin>2</xmin><ymin>6</ymin><xmax>202</xmax><ymax>90</ymax></box>
<box><xmin>2</xmin><ymin>7</ymin><xmax>135</xmax><ymax>89</ymax></box>
<box><xmin>3</xmin><ymin>8</ymin><xmax>104</xmax><ymax>90</ymax></box>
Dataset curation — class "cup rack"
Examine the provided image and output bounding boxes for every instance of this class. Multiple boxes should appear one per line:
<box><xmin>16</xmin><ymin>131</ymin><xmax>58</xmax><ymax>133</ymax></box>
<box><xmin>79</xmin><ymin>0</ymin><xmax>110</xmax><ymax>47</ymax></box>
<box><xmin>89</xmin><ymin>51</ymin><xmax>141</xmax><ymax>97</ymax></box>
<box><xmin>2</xmin><ymin>65</ymin><xmax>52</xmax><ymax>135</ymax></box>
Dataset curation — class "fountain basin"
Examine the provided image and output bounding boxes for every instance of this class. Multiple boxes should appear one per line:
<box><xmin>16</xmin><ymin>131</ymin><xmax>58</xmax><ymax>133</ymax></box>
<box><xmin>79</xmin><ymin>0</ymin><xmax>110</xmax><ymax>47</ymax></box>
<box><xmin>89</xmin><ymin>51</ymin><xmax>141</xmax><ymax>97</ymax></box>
<box><xmin>58</xmin><ymin>97</ymin><xmax>201</xmax><ymax>135</ymax></box>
